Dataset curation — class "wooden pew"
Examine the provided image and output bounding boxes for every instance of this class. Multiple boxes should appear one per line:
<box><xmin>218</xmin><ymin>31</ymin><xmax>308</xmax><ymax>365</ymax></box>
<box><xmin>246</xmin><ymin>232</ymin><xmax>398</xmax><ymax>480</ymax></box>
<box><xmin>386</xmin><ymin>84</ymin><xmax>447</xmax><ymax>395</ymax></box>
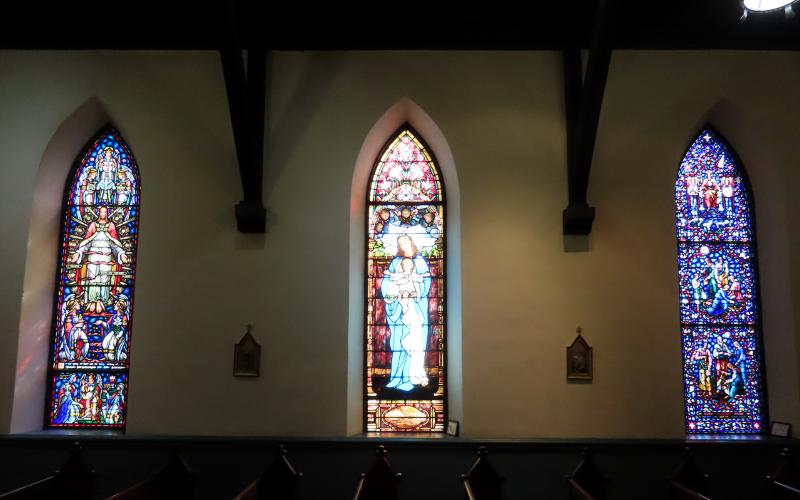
<box><xmin>353</xmin><ymin>445</ymin><xmax>401</xmax><ymax>500</ymax></box>
<box><xmin>106</xmin><ymin>452</ymin><xmax>193</xmax><ymax>500</ymax></box>
<box><xmin>669</xmin><ymin>447</ymin><xmax>711</xmax><ymax>500</ymax></box>
<box><xmin>0</xmin><ymin>442</ymin><xmax>92</xmax><ymax>500</ymax></box>
<box><xmin>461</xmin><ymin>447</ymin><xmax>504</xmax><ymax>500</ymax></box>
<box><xmin>234</xmin><ymin>445</ymin><xmax>303</xmax><ymax>500</ymax></box>
<box><xmin>767</xmin><ymin>448</ymin><xmax>800</xmax><ymax>499</ymax></box>
<box><xmin>566</xmin><ymin>448</ymin><xmax>606</xmax><ymax>500</ymax></box>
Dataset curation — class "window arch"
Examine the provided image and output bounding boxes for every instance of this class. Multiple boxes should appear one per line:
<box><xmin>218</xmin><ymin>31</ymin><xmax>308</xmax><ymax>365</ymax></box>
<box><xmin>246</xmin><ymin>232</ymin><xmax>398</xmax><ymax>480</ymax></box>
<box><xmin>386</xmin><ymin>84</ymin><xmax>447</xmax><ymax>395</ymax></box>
<box><xmin>675</xmin><ymin>128</ymin><xmax>767</xmax><ymax>434</ymax></box>
<box><xmin>47</xmin><ymin>127</ymin><xmax>140</xmax><ymax>429</ymax></box>
<box><xmin>365</xmin><ymin>127</ymin><xmax>446</xmax><ymax>432</ymax></box>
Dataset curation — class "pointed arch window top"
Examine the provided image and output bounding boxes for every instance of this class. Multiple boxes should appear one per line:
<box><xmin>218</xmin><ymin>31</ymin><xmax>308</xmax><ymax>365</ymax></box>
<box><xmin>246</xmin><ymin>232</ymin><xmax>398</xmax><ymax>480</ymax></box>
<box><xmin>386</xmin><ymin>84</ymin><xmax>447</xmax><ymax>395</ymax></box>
<box><xmin>675</xmin><ymin>127</ymin><xmax>766</xmax><ymax>434</ymax></box>
<box><xmin>69</xmin><ymin>129</ymin><xmax>140</xmax><ymax>208</ymax></box>
<box><xmin>675</xmin><ymin>129</ymin><xmax>752</xmax><ymax>243</ymax></box>
<box><xmin>369</xmin><ymin>129</ymin><xmax>443</xmax><ymax>204</ymax></box>
<box><xmin>365</xmin><ymin>127</ymin><xmax>446</xmax><ymax>432</ymax></box>
<box><xmin>47</xmin><ymin>127</ymin><xmax>140</xmax><ymax>430</ymax></box>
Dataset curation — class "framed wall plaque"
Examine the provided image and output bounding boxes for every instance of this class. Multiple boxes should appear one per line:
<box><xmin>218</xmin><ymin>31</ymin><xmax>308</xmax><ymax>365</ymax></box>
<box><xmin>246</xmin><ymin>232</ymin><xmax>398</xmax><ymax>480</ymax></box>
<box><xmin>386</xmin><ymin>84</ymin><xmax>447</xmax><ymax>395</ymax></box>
<box><xmin>233</xmin><ymin>325</ymin><xmax>261</xmax><ymax>377</ymax></box>
<box><xmin>447</xmin><ymin>420</ymin><xmax>460</xmax><ymax>437</ymax></box>
<box><xmin>770</xmin><ymin>421</ymin><xmax>792</xmax><ymax>438</ymax></box>
<box><xmin>567</xmin><ymin>327</ymin><xmax>593</xmax><ymax>381</ymax></box>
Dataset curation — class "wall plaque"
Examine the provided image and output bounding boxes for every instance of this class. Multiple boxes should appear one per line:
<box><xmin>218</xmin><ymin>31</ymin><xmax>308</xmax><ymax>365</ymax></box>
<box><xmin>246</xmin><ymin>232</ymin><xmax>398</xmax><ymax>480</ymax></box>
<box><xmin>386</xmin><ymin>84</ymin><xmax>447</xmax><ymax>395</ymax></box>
<box><xmin>567</xmin><ymin>326</ymin><xmax>593</xmax><ymax>381</ymax></box>
<box><xmin>233</xmin><ymin>324</ymin><xmax>261</xmax><ymax>377</ymax></box>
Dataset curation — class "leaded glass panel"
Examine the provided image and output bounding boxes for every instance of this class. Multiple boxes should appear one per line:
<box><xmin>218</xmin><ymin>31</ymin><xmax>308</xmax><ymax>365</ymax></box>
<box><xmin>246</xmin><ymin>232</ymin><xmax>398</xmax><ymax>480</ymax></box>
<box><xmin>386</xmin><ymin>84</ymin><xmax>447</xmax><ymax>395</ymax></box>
<box><xmin>47</xmin><ymin>128</ymin><xmax>140</xmax><ymax>429</ymax></box>
<box><xmin>675</xmin><ymin>129</ymin><xmax>766</xmax><ymax>434</ymax></box>
<box><xmin>365</xmin><ymin>128</ymin><xmax>446</xmax><ymax>432</ymax></box>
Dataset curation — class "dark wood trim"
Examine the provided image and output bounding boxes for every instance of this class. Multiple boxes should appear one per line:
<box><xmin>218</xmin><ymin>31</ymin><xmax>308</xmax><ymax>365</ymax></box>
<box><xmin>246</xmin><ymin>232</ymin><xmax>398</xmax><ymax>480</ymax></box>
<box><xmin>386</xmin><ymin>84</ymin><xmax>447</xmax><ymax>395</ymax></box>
<box><xmin>220</xmin><ymin>0</ymin><xmax>267</xmax><ymax>233</ymax></box>
<box><xmin>562</xmin><ymin>0</ymin><xmax>618</xmax><ymax>235</ymax></box>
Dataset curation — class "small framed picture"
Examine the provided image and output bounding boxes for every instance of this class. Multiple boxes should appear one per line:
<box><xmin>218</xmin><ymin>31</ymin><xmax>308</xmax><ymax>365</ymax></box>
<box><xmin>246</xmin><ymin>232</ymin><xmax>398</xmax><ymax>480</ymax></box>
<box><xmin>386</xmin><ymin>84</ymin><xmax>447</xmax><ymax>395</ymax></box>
<box><xmin>446</xmin><ymin>420</ymin><xmax>460</xmax><ymax>437</ymax></box>
<box><xmin>233</xmin><ymin>326</ymin><xmax>261</xmax><ymax>378</ymax></box>
<box><xmin>567</xmin><ymin>328</ymin><xmax>593</xmax><ymax>381</ymax></box>
<box><xmin>770</xmin><ymin>421</ymin><xmax>792</xmax><ymax>438</ymax></box>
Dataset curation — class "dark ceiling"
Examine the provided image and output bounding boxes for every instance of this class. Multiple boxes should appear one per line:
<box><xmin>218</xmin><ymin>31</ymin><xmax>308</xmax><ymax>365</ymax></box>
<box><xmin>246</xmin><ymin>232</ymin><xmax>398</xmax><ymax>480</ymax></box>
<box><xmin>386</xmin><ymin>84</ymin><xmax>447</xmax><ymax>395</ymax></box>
<box><xmin>2</xmin><ymin>1</ymin><xmax>798</xmax><ymax>50</ymax></box>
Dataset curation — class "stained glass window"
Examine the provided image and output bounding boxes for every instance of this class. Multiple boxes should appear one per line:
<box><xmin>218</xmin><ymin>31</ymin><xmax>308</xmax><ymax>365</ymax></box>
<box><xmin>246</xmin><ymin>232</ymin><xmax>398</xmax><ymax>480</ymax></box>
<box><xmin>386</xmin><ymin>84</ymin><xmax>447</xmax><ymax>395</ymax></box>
<box><xmin>365</xmin><ymin>128</ymin><xmax>446</xmax><ymax>432</ymax></box>
<box><xmin>47</xmin><ymin>128</ymin><xmax>140</xmax><ymax>429</ymax></box>
<box><xmin>675</xmin><ymin>129</ymin><xmax>766</xmax><ymax>434</ymax></box>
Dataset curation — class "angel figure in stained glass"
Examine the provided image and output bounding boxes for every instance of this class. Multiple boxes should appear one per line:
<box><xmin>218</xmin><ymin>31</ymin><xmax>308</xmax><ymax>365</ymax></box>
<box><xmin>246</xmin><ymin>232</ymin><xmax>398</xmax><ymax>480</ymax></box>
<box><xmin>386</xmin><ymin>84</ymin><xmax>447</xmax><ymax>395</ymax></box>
<box><xmin>395</xmin><ymin>206</ymin><xmax>419</xmax><ymax>225</ymax></box>
<box><xmin>420</xmin><ymin>209</ymin><xmax>440</xmax><ymax>239</ymax></box>
<box><xmin>96</xmin><ymin>147</ymin><xmax>119</xmax><ymax>204</ymax></box>
<box><xmin>115</xmin><ymin>168</ymin><xmax>133</xmax><ymax>206</ymax></box>
<box><xmin>69</xmin><ymin>206</ymin><xmax>129</xmax><ymax>313</ymax></box>
<box><xmin>80</xmin><ymin>168</ymin><xmax>98</xmax><ymax>206</ymax></box>
<box><xmin>381</xmin><ymin>234</ymin><xmax>432</xmax><ymax>391</ymax></box>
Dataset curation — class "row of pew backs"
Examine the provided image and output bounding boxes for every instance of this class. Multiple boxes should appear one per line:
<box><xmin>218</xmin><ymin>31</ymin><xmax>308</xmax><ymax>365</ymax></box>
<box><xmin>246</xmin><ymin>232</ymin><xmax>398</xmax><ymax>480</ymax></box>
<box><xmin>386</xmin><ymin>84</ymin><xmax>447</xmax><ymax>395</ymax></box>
<box><xmin>1</xmin><ymin>443</ymin><xmax>798</xmax><ymax>499</ymax></box>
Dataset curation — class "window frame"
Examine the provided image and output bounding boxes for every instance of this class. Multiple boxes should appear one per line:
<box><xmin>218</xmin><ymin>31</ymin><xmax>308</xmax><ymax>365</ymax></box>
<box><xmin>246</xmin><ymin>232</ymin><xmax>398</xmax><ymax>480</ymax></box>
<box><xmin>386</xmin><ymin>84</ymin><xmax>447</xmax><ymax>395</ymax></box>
<box><xmin>363</xmin><ymin>123</ymin><xmax>448</xmax><ymax>433</ymax></box>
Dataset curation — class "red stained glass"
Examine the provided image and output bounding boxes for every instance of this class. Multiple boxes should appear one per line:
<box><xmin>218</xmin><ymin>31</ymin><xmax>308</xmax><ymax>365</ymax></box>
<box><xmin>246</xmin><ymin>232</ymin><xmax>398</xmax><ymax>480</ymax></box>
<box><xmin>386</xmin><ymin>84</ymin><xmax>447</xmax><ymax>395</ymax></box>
<box><xmin>47</xmin><ymin>127</ymin><xmax>140</xmax><ymax>430</ymax></box>
<box><xmin>676</xmin><ymin>129</ymin><xmax>766</xmax><ymax>434</ymax></box>
<box><xmin>365</xmin><ymin>128</ymin><xmax>446</xmax><ymax>432</ymax></box>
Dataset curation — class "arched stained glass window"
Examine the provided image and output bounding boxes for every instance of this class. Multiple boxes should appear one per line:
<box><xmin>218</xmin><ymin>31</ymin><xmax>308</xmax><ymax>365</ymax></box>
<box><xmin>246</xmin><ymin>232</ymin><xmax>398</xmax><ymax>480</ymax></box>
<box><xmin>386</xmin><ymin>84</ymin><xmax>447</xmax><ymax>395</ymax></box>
<box><xmin>675</xmin><ymin>128</ymin><xmax>767</xmax><ymax>434</ymax></box>
<box><xmin>365</xmin><ymin>127</ymin><xmax>446</xmax><ymax>432</ymax></box>
<box><xmin>47</xmin><ymin>127</ymin><xmax>140</xmax><ymax>429</ymax></box>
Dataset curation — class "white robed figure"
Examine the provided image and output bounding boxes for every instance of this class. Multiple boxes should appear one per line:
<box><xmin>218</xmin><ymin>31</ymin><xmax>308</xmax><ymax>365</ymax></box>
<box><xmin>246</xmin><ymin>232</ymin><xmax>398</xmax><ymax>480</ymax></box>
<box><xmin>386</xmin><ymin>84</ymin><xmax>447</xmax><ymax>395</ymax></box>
<box><xmin>381</xmin><ymin>234</ymin><xmax>431</xmax><ymax>391</ymax></box>
<box><xmin>96</xmin><ymin>146</ymin><xmax>119</xmax><ymax>204</ymax></box>
<box><xmin>70</xmin><ymin>206</ymin><xmax>129</xmax><ymax>313</ymax></box>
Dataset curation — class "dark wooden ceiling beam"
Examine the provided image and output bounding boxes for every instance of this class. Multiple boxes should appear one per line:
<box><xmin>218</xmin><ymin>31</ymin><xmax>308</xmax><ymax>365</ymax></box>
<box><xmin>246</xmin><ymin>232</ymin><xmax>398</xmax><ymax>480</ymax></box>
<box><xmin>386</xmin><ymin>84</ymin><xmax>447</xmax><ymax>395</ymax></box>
<box><xmin>220</xmin><ymin>1</ymin><xmax>267</xmax><ymax>233</ymax></box>
<box><xmin>562</xmin><ymin>0</ymin><xmax>618</xmax><ymax>235</ymax></box>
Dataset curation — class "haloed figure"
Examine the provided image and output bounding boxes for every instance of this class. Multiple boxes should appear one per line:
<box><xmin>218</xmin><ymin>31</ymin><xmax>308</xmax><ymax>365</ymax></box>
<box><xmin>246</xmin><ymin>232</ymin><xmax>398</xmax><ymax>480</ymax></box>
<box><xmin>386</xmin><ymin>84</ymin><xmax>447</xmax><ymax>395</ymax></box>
<box><xmin>96</xmin><ymin>147</ymin><xmax>119</xmax><ymax>204</ymax></box>
<box><xmin>381</xmin><ymin>234</ymin><xmax>432</xmax><ymax>391</ymax></box>
<box><xmin>70</xmin><ymin>206</ymin><xmax>129</xmax><ymax>313</ymax></box>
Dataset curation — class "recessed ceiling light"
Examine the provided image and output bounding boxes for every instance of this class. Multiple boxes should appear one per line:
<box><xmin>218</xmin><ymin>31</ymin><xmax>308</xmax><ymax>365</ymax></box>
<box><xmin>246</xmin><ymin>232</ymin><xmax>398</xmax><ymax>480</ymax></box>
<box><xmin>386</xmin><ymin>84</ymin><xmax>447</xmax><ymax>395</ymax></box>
<box><xmin>743</xmin><ymin>0</ymin><xmax>798</xmax><ymax>11</ymax></box>
<box><xmin>741</xmin><ymin>0</ymin><xmax>798</xmax><ymax>21</ymax></box>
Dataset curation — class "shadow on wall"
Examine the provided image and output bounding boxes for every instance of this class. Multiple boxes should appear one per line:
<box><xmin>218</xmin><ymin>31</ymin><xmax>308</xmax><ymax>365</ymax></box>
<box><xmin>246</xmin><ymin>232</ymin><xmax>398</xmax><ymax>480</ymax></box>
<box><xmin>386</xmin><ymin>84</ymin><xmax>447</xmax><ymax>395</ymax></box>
<box><xmin>11</xmin><ymin>96</ymin><xmax>111</xmax><ymax>433</ymax></box>
<box><xmin>265</xmin><ymin>52</ymin><xmax>344</xmax><ymax>202</ymax></box>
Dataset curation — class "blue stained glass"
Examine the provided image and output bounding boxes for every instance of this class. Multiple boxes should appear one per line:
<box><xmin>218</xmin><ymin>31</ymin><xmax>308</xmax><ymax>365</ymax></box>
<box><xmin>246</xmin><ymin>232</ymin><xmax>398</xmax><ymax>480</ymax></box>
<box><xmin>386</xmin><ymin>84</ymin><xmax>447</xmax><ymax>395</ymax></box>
<box><xmin>682</xmin><ymin>326</ymin><xmax>764</xmax><ymax>434</ymax></box>
<box><xmin>47</xmin><ymin>128</ymin><xmax>140</xmax><ymax>429</ymax></box>
<box><xmin>50</xmin><ymin>372</ymin><xmax>128</xmax><ymax>428</ymax></box>
<box><xmin>677</xmin><ymin>243</ymin><xmax>757</xmax><ymax>326</ymax></box>
<box><xmin>675</xmin><ymin>132</ymin><xmax>752</xmax><ymax>242</ymax></box>
<box><xmin>675</xmin><ymin>129</ymin><xmax>766</xmax><ymax>434</ymax></box>
<box><xmin>365</xmin><ymin>129</ymin><xmax>446</xmax><ymax>432</ymax></box>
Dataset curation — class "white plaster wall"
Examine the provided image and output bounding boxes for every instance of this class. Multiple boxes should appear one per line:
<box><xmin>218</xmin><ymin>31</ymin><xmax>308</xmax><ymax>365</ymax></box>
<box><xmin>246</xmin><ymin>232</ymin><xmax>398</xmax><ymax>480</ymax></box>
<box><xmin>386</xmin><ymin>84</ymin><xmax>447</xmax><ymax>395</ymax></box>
<box><xmin>0</xmin><ymin>50</ymin><xmax>798</xmax><ymax>437</ymax></box>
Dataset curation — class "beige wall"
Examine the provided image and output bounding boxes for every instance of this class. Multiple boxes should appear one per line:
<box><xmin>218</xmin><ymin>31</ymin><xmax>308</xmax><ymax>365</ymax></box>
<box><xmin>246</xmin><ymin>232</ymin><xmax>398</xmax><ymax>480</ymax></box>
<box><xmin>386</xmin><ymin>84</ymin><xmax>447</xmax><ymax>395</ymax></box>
<box><xmin>0</xmin><ymin>50</ymin><xmax>798</xmax><ymax>437</ymax></box>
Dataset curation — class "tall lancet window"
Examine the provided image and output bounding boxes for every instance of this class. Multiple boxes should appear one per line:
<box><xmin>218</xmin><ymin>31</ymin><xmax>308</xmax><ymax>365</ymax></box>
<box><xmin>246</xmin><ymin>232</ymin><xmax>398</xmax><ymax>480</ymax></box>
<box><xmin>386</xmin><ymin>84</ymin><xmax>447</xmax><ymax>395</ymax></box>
<box><xmin>47</xmin><ymin>127</ymin><xmax>140</xmax><ymax>429</ymax></box>
<box><xmin>365</xmin><ymin>127</ymin><xmax>446</xmax><ymax>432</ymax></box>
<box><xmin>675</xmin><ymin>128</ymin><xmax>767</xmax><ymax>434</ymax></box>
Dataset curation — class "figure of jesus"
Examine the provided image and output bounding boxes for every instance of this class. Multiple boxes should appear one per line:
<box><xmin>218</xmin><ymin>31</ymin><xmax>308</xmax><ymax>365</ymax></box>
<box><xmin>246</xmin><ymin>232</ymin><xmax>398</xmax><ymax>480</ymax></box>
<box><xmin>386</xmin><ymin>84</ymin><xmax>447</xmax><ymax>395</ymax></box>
<box><xmin>721</xmin><ymin>176</ymin><xmax>734</xmax><ymax>214</ymax></box>
<box><xmin>701</xmin><ymin>171</ymin><xmax>720</xmax><ymax>211</ymax></box>
<box><xmin>70</xmin><ymin>206</ymin><xmax>128</xmax><ymax>313</ymax></box>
